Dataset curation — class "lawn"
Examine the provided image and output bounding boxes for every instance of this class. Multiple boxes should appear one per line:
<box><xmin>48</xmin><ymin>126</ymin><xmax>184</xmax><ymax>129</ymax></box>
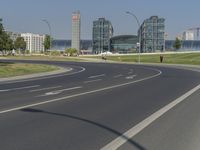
<box><xmin>83</xmin><ymin>52</ymin><xmax>200</xmax><ymax>66</ymax></box>
<box><xmin>5</xmin><ymin>55</ymin><xmax>85</xmax><ymax>62</ymax></box>
<box><xmin>0</xmin><ymin>62</ymin><xmax>59</xmax><ymax>78</ymax></box>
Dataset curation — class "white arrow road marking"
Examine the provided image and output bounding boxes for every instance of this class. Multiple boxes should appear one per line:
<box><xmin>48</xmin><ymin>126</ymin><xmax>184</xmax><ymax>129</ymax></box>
<box><xmin>0</xmin><ymin>85</ymin><xmax>40</xmax><ymax>92</ymax></box>
<box><xmin>125</xmin><ymin>75</ymin><xmax>137</xmax><ymax>79</ymax></box>
<box><xmin>39</xmin><ymin>86</ymin><xmax>82</xmax><ymax>97</ymax></box>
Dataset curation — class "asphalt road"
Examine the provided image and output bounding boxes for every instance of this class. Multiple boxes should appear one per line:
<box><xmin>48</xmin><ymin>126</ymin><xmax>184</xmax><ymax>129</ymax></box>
<box><xmin>0</xmin><ymin>60</ymin><xmax>200</xmax><ymax>150</ymax></box>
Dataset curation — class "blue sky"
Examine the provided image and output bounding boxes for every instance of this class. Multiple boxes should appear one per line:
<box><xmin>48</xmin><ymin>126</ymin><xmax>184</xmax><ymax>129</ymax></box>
<box><xmin>1</xmin><ymin>0</ymin><xmax>200</xmax><ymax>40</ymax></box>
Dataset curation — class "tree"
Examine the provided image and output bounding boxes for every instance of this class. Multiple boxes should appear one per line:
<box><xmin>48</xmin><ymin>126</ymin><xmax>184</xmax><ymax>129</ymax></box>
<box><xmin>173</xmin><ymin>37</ymin><xmax>181</xmax><ymax>50</ymax></box>
<box><xmin>44</xmin><ymin>35</ymin><xmax>51</xmax><ymax>51</ymax></box>
<box><xmin>0</xmin><ymin>18</ymin><xmax>6</xmax><ymax>53</ymax></box>
<box><xmin>65</xmin><ymin>48</ymin><xmax>78</xmax><ymax>56</ymax></box>
<box><xmin>0</xmin><ymin>19</ymin><xmax>13</xmax><ymax>54</ymax></box>
<box><xmin>14</xmin><ymin>37</ymin><xmax>26</xmax><ymax>53</ymax></box>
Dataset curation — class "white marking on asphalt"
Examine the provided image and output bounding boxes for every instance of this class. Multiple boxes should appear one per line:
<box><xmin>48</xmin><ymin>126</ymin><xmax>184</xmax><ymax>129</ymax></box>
<box><xmin>84</xmin><ymin>79</ymin><xmax>102</xmax><ymax>84</ymax></box>
<box><xmin>101</xmin><ymin>84</ymin><xmax>200</xmax><ymax>150</ymax></box>
<box><xmin>39</xmin><ymin>86</ymin><xmax>82</xmax><ymax>97</ymax></box>
<box><xmin>0</xmin><ymin>85</ymin><xmax>40</xmax><ymax>92</ymax></box>
<box><xmin>125</xmin><ymin>75</ymin><xmax>137</xmax><ymax>79</ymax></box>
<box><xmin>30</xmin><ymin>86</ymin><xmax>62</xmax><ymax>92</ymax></box>
<box><xmin>114</xmin><ymin>74</ymin><xmax>123</xmax><ymax>78</ymax></box>
<box><xmin>88</xmin><ymin>74</ymin><xmax>105</xmax><ymax>79</ymax></box>
<box><xmin>0</xmin><ymin>68</ymin><xmax>162</xmax><ymax>114</ymax></box>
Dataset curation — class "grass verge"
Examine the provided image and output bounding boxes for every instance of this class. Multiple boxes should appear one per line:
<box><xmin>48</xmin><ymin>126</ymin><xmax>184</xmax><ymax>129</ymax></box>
<box><xmin>0</xmin><ymin>62</ymin><xmax>59</xmax><ymax>78</ymax></box>
<box><xmin>82</xmin><ymin>52</ymin><xmax>200</xmax><ymax>66</ymax></box>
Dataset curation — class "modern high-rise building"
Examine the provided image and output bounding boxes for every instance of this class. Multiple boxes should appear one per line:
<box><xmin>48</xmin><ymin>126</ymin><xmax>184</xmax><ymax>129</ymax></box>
<box><xmin>183</xmin><ymin>30</ymin><xmax>194</xmax><ymax>40</ymax></box>
<box><xmin>139</xmin><ymin>16</ymin><xmax>165</xmax><ymax>52</ymax></box>
<box><xmin>71</xmin><ymin>11</ymin><xmax>81</xmax><ymax>52</ymax></box>
<box><xmin>92</xmin><ymin>18</ymin><xmax>113</xmax><ymax>53</ymax></box>
<box><xmin>21</xmin><ymin>33</ymin><xmax>45</xmax><ymax>53</ymax></box>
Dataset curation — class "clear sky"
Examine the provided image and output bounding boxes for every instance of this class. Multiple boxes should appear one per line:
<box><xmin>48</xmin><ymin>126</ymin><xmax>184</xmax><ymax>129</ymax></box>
<box><xmin>1</xmin><ymin>0</ymin><xmax>200</xmax><ymax>40</ymax></box>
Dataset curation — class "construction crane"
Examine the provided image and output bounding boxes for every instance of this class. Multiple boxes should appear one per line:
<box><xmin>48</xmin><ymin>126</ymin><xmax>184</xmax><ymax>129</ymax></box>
<box><xmin>188</xmin><ymin>27</ymin><xmax>200</xmax><ymax>40</ymax></box>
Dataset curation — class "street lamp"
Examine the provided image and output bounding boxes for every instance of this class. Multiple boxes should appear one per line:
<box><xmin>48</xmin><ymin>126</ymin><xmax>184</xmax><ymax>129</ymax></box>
<box><xmin>126</xmin><ymin>11</ymin><xmax>141</xmax><ymax>63</ymax></box>
<box><xmin>42</xmin><ymin>19</ymin><xmax>52</xmax><ymax>50</ymax></box>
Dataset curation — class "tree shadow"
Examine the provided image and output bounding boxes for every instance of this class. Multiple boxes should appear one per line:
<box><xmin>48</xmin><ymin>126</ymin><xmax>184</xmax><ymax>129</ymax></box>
<box><xmin>21</xmin><ymin>108</ymin><xmax>147</xmax><ymax>150</ymax></box>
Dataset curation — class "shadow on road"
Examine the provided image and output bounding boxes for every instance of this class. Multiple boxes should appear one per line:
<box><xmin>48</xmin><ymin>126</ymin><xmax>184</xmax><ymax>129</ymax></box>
<box><xmin>20</xmin><ymin>108</ymin><xmax>146</xmax><ymax>150</ymax></box>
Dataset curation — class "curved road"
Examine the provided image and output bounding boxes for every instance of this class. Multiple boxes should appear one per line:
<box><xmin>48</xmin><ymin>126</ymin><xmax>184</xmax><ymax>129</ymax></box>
<box><xmin>0</xmin><ymin>60</ymin><xmax>200</xmax><ymax>150</ymax></box>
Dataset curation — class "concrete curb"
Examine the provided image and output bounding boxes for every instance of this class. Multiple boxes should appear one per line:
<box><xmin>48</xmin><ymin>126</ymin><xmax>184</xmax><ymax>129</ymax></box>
<box><xmin>0</xmin><ymin>66</ymin><xmax>72</xmax><ymax>82</ymax></box>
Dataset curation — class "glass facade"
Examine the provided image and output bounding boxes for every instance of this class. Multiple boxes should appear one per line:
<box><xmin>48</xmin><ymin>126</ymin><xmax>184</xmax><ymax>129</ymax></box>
<box><xmin>139</xmin><ymin>16</ymin><xmax>165</xmax><ymax>52</ymax></box>
<box><xmin>110</xmin><ymin>35</ymin><xmax>138</xmax><ymax>53</ymax></box>
<box><xmin>52</xmin><ymin>40</ymin><xmax>92</xmax><ymax>50</ymax></box>
<box><xmin>92</xmin><ymin>18</ymin><xmax>113</xmax><ymax>54</ymax></box>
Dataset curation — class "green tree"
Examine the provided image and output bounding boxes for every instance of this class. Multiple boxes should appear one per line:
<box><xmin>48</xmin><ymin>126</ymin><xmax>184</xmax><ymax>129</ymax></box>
<box><xmin>173</xmin><ymin>38</ymin><xmax>181</xmax><ymax>50</ymax></box>
<box><xmin>14</xmin><ymin>37</ymin><xmax>26</xmax><ymax>53</ymax></box>
<box><xmin>44</xmin><ymin>35</ymin><xmax>51</xmax><ymax>51</ymax></box>
<box><xmin>0</xmin><ymin>19</ymin><xmax>13</xmax><ymax>55</ymax></box>
<box><xmin>65</xmin><ymin>48</ymin><xmax>78</xmax><ymax>56</ymax></box>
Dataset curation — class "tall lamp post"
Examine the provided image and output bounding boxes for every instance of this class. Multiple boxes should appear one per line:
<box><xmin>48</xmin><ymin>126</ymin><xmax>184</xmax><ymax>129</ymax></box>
<box><xmin>126</xmin><ymin>11</ymin><xmax>141</xmax><ymax>63</ymax></box>
<box><xmin>42</xmin><ymin>19</ymin><xmax>52</xmax><ymax>50</ymax></box>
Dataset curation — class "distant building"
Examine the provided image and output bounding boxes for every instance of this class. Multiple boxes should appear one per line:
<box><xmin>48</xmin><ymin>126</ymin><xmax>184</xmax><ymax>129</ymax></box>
<box><xmin>52</xmin><ymin>40</ymin><xmax>92</xmax><ymax>51</ymax></box>
<box><xmin>110</xmin><ymin>35</ymin><xmax>138</xmax><ymax>53</ymax></box>
<box><xmin>139</xmin><ymin>16</ymin><xmax>165</xmax><ymax>52</ymax></box>
<box><xmin>72</xmin><ymin>11</ymin><xmax>81</xmax><ymax>52</ymax></box>
<box><xmin>21</xmin><ymin>33</ymin><xmax>45</xmax><ymax>53</ymax></box>
<box><xmin>183</xmin><ymin>30</ymin><xmax>194</xmax><ymax>40</ymax></box>
<box><xmin>92</xmin><ymin>18</ymin><xmax>113</xmax><ymax>53</ymax></box>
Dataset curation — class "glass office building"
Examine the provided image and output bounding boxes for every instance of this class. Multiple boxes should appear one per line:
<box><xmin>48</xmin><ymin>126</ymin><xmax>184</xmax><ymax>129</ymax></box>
<box><xmin>92</xmin><ymin>18</ymin><xmax>113</xmax><ymax>54</ymax></box>
<box><xmin>139</xmin><ymin>16</ymin><xmax>165</xmax><ymax>52</ymax></box>
<box><xmin>72</xmin><ymin>11</ymin><xmax>81</xmax><ymax>52</ymax></box>
<box><xmin>110</xmin><ymin>35</ymin><xmax>138</xmax><ymax>53</ymax></box>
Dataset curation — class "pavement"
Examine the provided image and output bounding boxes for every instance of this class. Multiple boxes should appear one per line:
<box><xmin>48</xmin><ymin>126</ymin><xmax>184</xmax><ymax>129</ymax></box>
<box><xmin>0</xmin><ymin>60</ymin><xmax>199</xmax><ymax>150</ymax></box>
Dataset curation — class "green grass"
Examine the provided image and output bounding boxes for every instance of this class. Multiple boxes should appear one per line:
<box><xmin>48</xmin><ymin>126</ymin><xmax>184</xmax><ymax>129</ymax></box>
<box><xmin>5</xmin><ymin>55</ymin><xmax>85</xmax><ymax>62</ymax></box>
<box><xmin>83</xmin><ymin>53</ymin><xmax>200</xmax><ymax>66</ymax></box>
<box><xmin>0</xmin><ymin>62</ymin><xmax>59</xmax><ymax>78</ymax></box>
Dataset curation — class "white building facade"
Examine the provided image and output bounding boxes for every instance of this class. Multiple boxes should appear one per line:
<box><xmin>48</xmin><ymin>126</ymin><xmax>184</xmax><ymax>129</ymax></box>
<box><xmin>183</xmin><ymin>31</ymin><xmax>194</xmax><ymax>40</ymax></box>
<box><xmin>21</xmin><ymin>33</ymin><xmax>45</xmax><ymax>53</ymax></box>
<box><xmin>72</xmin><ymin>11</ymin><xmax>81</xmax><ymax>52</ymax></box>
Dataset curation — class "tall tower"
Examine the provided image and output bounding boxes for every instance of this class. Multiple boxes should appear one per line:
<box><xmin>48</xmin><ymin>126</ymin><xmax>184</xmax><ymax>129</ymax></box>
<box><xmin>72</xmin><ymin>11</ymin><xmax>81</xmax><ymax>52</ymax></box>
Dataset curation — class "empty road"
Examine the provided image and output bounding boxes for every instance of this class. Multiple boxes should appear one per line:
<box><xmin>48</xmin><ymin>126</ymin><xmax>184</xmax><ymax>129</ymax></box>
<box><xmin>0</xmin><ymin>60</ymin><xmax>200</xmax><ymax>150</ymax></box>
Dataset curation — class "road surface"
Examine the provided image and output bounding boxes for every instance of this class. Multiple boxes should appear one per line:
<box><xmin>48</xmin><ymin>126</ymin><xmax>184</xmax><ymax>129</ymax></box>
<box><xmin>0</xmin><ymin>60</ymin><xmax>200</xmax><ymax>150</ymax></box>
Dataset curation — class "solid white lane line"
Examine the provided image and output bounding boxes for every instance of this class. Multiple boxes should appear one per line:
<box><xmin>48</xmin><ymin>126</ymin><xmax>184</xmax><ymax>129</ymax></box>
<box><xmin>39</xmin><ymin>86</ymin><xmax>82</xmax><ymax>97</ymax></box>
<box><xmin>101</xmin><ymin>84</ymin><xmax>200</xmax><ymax>150</ymax></box>
<box><xmin>0</xmin><ymin>68</ymin><xmax>162</xmax><ymax>114</ymax></box>
<box><xmin>88</xmin><ymin>74</ymin><xmax>105</xmax><ymax>79</ymax></box>
<box><xmin>0</xmin><ymin>85</ymin><xmax>40</xmax><ymax>92</ymax></box>
<box><xmin>84</xmin><ymin>79</ymin><xmax>102</xmax><ymax>84</ymax></box>
<box><xmin>30</xmin><ymin>86</ymin><xmax>62</xmax><ymax>92</ymax></box>
<box><xmin>114</xmin><ymin>74</ymin><xmax>123</xmax><ymax>78</ymax></box>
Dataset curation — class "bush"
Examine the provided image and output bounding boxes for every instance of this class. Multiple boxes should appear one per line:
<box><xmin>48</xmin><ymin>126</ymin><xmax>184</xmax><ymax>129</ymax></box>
<box><xmin>65</xmin><ymin>48</ymin><xmax>78</xmax><ymax>56</ymax></box>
